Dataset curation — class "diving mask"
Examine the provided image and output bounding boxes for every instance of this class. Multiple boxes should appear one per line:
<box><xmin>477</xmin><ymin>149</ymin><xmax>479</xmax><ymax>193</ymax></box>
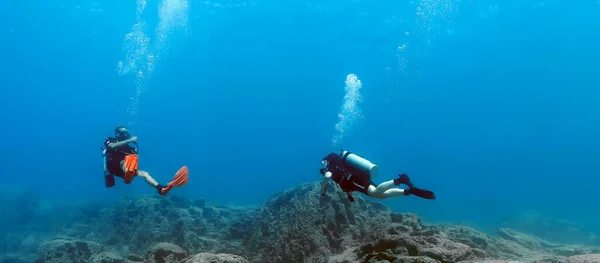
<box><xmin>115</xmin><ymin>129</ymin><xmax>131</xmax><ymax>141</ymax></box>
<box><xmin>319</xmin><ymin>160</ymin><xmax>328</xmax><ymax>175</ymax></box>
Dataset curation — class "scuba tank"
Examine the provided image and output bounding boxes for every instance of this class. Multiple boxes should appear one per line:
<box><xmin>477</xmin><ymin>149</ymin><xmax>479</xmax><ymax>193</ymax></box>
<box><xmin>101</xmin><ymin>146</ymin><xmax>115</xmax><ymax>188</ymax></box>
<box><xmin>340</xmin><ymin>150</ymin><xmax>378</xmax><ymax>178</ymax></box>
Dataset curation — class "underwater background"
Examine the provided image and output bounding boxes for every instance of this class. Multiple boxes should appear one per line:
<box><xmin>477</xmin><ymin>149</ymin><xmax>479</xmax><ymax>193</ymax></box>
<box><xmin>1</xmin><ymin>0</ymin><xmax>599</xmax><ymax>247</ymax></box>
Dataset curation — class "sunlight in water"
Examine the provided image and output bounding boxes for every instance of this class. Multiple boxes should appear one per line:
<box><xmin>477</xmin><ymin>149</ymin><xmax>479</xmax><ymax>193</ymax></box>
<box><xmin>332</xmin><ymin>74</ymin><xmax>363</xmax><ymax>147</ymax></box>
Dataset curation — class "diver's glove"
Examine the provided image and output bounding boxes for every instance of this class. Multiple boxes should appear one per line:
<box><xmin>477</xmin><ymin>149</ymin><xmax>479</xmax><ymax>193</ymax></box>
<box><xmin>394</xmin><ymin>173</ymin><xmax>414</xmax><ymax>188</ymax></box>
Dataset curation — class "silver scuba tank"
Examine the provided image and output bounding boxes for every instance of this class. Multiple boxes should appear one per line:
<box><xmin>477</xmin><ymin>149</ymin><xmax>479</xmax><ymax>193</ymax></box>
<box><xmin>340</xmin><ymin>150</ymin><xmax>378</xmax><ymax>178</ymax></box>
<box><xmin>102</xmin><ymin>149</ymin><xmax>108</xmax><ymax>174</ymax></box>
<box><xmin>102</xmin><ymin>148</ymin><xmax>116</xmax><ymax>188</ymax></box>
<box><xmin>102</xmin><ymin>149</ymin><xmax>109</xmax><ymax>175</ymax></box>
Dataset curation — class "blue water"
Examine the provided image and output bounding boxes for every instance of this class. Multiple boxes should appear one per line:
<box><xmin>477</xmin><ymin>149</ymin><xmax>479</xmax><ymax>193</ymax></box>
<box><xmin>1</xmin><ymin>0</ymin><xmax>599</xmax><ymax>238</ymax></box>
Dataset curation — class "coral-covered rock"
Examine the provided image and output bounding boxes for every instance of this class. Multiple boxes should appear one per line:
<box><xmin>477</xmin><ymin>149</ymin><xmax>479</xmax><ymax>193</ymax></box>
<box><xmin>238</xmin><ymin>182</ymin><xmax>600</xmax><ymax>263</ymax></box>
<box><xmin>184</xmin><ymin>253</ymin><xmax>249</xmax><ymax>263</ymax></box>
<box><xmin>498</xmin><ymin>228</ymin><xmax>560</xmax><ymax>251</ymax></box>
<box><xmin>436</xmin><ymin>225</ymin><xmax>529</xmax><ymax>260</ymax></box>
<box><xmin>389</xmin><ymin>213</ymin><xmax>425</xmax><ymax>231</ymax></box>
<box><xmin>435</xmin><ymin>225</ymin><xmax>491</xmax><ymax>250</ymax></box>
<box><xmin>494</xmin><ymin>228</ymin><xmax>600</xmax><ymax>259</ymax></box>
<box><xmin>456</xmin><ymin>261</ymin><xmax>509</xmax><ymax>263</ymax></box>
<box><xmin>90</xmin><ymin>252</ymin><xmax>127</xmax><ymax>263</ymax></box>
<box><xmin>86</xmin><ymin>195</ymin><xmax>252</xmax><ymax>255</ymax></box>
<box><xmin>501</xmin><ymin>212</ymin><xmax>600</xmax><ymax>246</ymax></box>
<box><xmin>242</xmin><ymin>182</ymin><xmax>391</xmax><ymax>263</ymax></box>
<box><xmin>242</xmin><ymin>182</ymin><xmax>490</xmax><ymax>263</ymax></box>
<box><xmin>35</xmin><ymin>239</ymin><xmax>104</xmax><ymax>263</ymax></box>
<box><xmin>355</xmin><ymin>231</ymin><xmax>486</xmax><ymax>263</ymax></box>
<box><xmin>127</xmin><ymin>254</ymin><xmax>144</xmax><ymax>262</ymax></box>
<box><xmin>391</xmin><ymin>256</ymin><xmax>441</xmax><ymax>263</ymax></box>
<box><xmin>567</xmin><ymin>254</ymin><xmax>600</xmax><ymax>263</ymax></box>
<box><xmin>4</xmin><ymin>183</ymin><xmax>600</xmax><ymax>263</ymax></box>
<box><xmin>146</xmin><ymin>242</ymin><xmax>188</xmax><ymax>263</ymax></box>
<box><xmin>553</xmin><ymin>246</ymin><xmax>600</xmax><ymax>257</ymax></box>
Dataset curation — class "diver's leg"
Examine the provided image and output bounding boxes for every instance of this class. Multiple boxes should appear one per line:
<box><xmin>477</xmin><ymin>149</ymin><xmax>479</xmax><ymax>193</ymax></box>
<box><xmin>321</xmin><ymin>171</ymin><xmax>332</xmax><ymax>195</ymax></box>
<box><xmin>120</xmin><ymin>160</ymin><xmax>126</xmax><ymax>173</ymax></box>
<box><xmin>136</xmin><ymin>169</ymin><xmax>159</xmax><ymax>187</ymax></box>
<box><xmin>368</xmin><ymin>180</ymin><xmax>397</xmax><ymax>196</ymax></box>
<box><xmin>380</xmin><ymin>188</ymin><xmax>406</xmax><ymax>198</ymax></box>
<box><xmin>120</xmin><ymin>160</ymin><xmax>158</xmax><ymax>187</ymax></box>
<box><xmin>367</xmin><ymin>185</ymin><xmax>406</xmax><ymax>199</ymax></box>
<box><xmin>367</xmin><ymin>180</ymin><xmax>408</xmax><ymax>199</ymax></box>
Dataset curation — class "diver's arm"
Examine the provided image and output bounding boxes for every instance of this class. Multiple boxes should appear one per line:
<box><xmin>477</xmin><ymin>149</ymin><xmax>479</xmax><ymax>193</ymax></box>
<box><xmin>108</xmin><ymin>137</ymin><xmax>135</xmax><ymax>150</ymax></box>
<box><xmin>321</xmin><ymin>171</ymin><xmax>332</xmax><ymax>196</ymax></box>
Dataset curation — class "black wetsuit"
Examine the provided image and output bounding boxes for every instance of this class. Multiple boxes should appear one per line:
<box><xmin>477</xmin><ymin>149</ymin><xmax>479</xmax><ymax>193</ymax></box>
<box><xmin>322</xmin><ymin>152</ymin><xmax>375</xmax><ymax>201</ymax></box>
<box><xmin>103</xmin><ymin>137</ymin><xmax>137</xmax><ymax>178</ymax></box>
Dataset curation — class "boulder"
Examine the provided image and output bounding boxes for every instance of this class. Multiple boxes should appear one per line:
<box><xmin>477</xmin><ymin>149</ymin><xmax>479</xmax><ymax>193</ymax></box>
<box><xmin>567</xmin><ymin>254</ymin><xmax>600</xmax><ymax>263</ymax></box>
<box><xmin>437</xmin><ymin>225</ymin><xmax>528</xmax><ymax>260</ymax></box>
<box><xmin>84</xmin><ymin>195</ymin><xmax>252</xmax><ymax>255</ymax></box>
<box><xmin>456</xmin><ymin>261</ymin><xmax>509</xmax><ymax>263</ymax></box>
<box><xmin>242</xmin><ymin>182</ymin><xmax>391</xmax><ymax>263</ymax></box>
<box><xmin>242</xmin><ymin>182</ymin><xmax>488</xmax><ymax>263</ymax></box>
<box><xmin>498</xmin><ymin>228</ymin><xmax>560</xmax><ymax>251</ymax></box>
<box><xmin>35</xmin><ymin>239</ymin><xmax>104</xmax><ymax>263</ymax></box>
<box><xmin>146</xmin><ymin>242</ymin><xmax>188</xmax><ymax>263</ymax></box>
<box><xmin>127</xmin><ymin>254</ymin><xmax>144</xmax><ymax>262</ymax></box>
<box><xmin>494</xmin><ymin>228</ymin><xmax>600</xmax><ymax>259</ymax></box>
<box><xmin>355</xmin><ymin>232</ymin><xmax>486</xmax><ymax>263</ymax></box>
<box><xmin>390</xmin><ymin>256</ymin><xmax>441</xmax><ymax>263</ymax></box>
<box><xmin>90</xmin><ymin>252</ymin><xmax>127</xmax><ymax>263</ymax></box>
<box><xmin>184</xmin><ymin>253</ymin><xmax>249</xmax><ymax>263</ymax></box>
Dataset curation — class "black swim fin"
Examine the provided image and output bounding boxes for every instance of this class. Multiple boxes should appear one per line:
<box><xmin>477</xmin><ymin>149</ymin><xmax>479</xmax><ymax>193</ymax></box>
<box><xmin>407</xmin><ymin>187</ymin><xmax>436</xmax><ymax>200</ymax></box>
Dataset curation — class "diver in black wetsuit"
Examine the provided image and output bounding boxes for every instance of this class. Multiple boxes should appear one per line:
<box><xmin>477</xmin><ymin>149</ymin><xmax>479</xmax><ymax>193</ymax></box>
<box><xmin>319</xmin><ymin>150</ymin><xmax>436</xmax><ymax>202</ymax></box>
<box><xmin>101</xmin><ymin>125</ymin><xmax>189</xmax><ymax>196</ymax></box>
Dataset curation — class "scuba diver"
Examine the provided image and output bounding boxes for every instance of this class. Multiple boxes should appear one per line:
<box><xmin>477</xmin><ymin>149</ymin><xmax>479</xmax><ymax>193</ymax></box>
<box><xmin>101</xmin><ymin>125</ymin><xmax>189</xmax><ymax>195</ymax></box>
<box><xmin>319</xmin><ymin>150</ymin><xmax>436</xmax><ymax>202</ymax></box>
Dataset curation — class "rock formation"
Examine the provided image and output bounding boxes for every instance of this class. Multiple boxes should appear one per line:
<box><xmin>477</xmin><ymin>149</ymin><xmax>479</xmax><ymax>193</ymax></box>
<box><xmin>1</xmin><ymin>182</ymin><xmax>599</xmax><ymax>263</ymax></box>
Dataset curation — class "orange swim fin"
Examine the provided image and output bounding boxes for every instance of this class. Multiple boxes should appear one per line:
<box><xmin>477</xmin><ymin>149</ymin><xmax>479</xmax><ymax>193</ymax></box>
<box><xmin>123</xmin><ymin>154</ymin><xmax>139</xmax><ymax>184</ymax></box>
<box><xmin>160</xmin><ymin>166</ymin><xmax>189</xmax><ymax>196</ymax></box>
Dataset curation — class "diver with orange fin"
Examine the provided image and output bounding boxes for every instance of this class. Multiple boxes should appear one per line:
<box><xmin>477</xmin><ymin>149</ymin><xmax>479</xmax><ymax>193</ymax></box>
<box><xmin>319</xmin><ymin>150</ymin><xmax>435</xmax><ymax>202</ymax></box>
<box><xmin>101</xmin><ymin>125</ymin><xmax>189</xmax><ymax>196</ymax></box>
